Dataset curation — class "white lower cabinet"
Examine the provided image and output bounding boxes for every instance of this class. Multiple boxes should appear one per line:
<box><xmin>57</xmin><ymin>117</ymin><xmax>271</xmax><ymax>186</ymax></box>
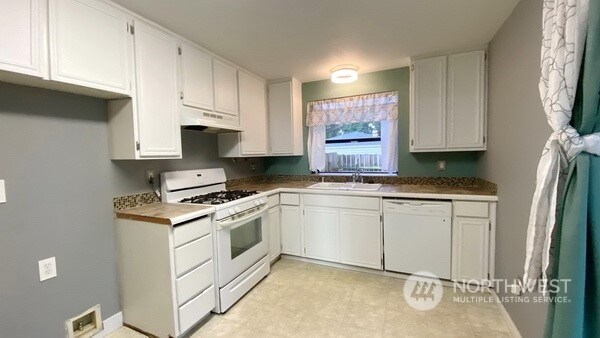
<box><xmin>452</xmin><ymin>217</ymin><xmax>489</xmax><ymax>282</ymax></box>
<box><xmin>295</xmin><ymin>194</ymin><xmax>383</xmax><ymax>270</ymax></box>
<box><xmin>116</xmin><ymin>215</ymin><xmax>215</xmax><ymax>338</ymax></box>
<box><xmin>268</xmin><ymin>203</ymin><xmax>281</xmax><ymax>262</ymax></box>
<box><xmin>304</xmin><ymin>206</ymin><xmax>340</xmax><ymax>262</ymax></box>
<box><xmin>451</xmin><ymin>201</ymin><xmax>493</xmax><ymax>282</ymax></box>
<box><xmin>340</xmin><ymin>209</ymin><xmax>382</xmax><ymax>269</ymax></box>
<box><xmin>280</xmin><ymin>204</ymin><xmax>303</xmax><ymax>256</ymax></box>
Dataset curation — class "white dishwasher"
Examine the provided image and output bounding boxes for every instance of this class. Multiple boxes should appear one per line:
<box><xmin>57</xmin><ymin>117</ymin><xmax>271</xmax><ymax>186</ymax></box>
<box><xmin>383</xmin><ymin>199</ymin><xmax>452</xmax><ymax>279</ymax></box>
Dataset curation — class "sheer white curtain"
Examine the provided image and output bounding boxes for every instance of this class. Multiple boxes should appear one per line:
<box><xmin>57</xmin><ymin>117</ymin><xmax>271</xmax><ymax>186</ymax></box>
<box><xmin>308</xmin><ymin>125</ymin><xmax>327</xmax><ymax>172</ymax></box>
<box><xmin>306</xmin><ymin>91</ymin><xmax>399</xmax><ymax>173</ymax></box>
<box><xmin>380</xmin><ymin>120</ymin><xmax>398</xmax><ymax>172</ymax></box>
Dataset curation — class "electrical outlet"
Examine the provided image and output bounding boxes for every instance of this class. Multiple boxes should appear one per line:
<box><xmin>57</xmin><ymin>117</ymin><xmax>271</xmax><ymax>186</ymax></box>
<box><xmin>145</xmin><ymin>169</ymin><xmax>155</xmax><ymax>184</ymax></box>
<box><xmin>437</xmin><ymin>160</ymin><xmax>446</xmax><ymax>171</ymax></box>
<box><xmin>0</xmin><ymin>180</ymin><xmax>5</xmax><ymax>203</ymax></box>
<box><xmin>38</xmin><ymin>257</ymin><xmax>57</xmax><ymax>281</ymax></box>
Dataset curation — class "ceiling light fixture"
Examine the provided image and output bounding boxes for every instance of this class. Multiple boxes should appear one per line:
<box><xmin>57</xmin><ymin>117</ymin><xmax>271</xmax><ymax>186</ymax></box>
<box><xmin>331</xmin><ymin>65</ymin><xmax>358</xmax><ymax>84</ymax></box>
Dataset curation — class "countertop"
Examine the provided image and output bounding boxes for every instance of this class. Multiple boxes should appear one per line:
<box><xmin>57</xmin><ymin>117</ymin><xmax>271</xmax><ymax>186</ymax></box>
<box><xmin>227</xmin><ymin>181</ymin><xmax>498</xmax><ymax>201</ymax></box>
<box><xmin>115</xmin><ymin>202</ymin><xmax>215</xmax><ymax>225</ymax></box>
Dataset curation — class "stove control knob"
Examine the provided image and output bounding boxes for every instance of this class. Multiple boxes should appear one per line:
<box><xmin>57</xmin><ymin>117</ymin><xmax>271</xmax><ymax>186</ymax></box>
<box><xmin>259</xmin><ymin>199</ymin><xmax>265</xmax><ymax>204</ymax></box>
<box><xmin>228</xmin><ymin>208</ymin><xmax>235</xmax><ymax>215</ymax></box>
<box><xmin>235</xmin><ymin>207</ymin><xmax>241</xmax><ymax>213</ymax></box>
<box><xmin>254</xmin><ymin>200</ymin><xmax>260</xmax><ymax>206</ymax></box>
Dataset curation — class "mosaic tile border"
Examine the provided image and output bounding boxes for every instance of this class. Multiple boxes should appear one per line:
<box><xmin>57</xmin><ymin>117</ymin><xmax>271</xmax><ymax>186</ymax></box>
<box><xmin>113</xmin><ymin>192</ymin><xmax>160</xmax><ymax>211</ymax></box>
<box><xmin>114</xmin><ymin>175</ymin><xmax>497</xmax><ymax>211</ymax></box>
<box><xmin>227</xmin><ymin>174</ymin><xmax>497</xmax><ymax>193</ymax></box>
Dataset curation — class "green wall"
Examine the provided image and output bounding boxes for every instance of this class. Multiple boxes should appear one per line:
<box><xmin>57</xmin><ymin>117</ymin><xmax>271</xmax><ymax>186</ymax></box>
<box><xmin>264</xmin><ymin>67</ymin><xmax>481</xmax><ymax>177</ymax></box>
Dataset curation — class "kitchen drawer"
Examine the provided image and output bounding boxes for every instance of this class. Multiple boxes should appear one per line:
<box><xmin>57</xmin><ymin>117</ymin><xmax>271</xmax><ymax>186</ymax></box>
<box><xmin>173</xmin><ymin>216</ymin><xmax>211</xmax><ymax>248</ymax></box>
<box><xmin>174</xmin><ymin>235</ymin><xmax>212</xmax><ymax>277</ymax></box>
<box><xmin>267</xmin><ymin>194</ymin><xmax>280</xmax><ymax>207</ymax></box>
<box><xmin>176</xmin><ymin>259</ymin><xmax>214</xmax><ymax>306</ymax></box>
<box><xmin>178</xmin><ymin>285</ymin><xmax>215</xmax><ymax>334</ymax></box>
<box><xmin>303</xmin><ymin>194</ymin><xmax>380</xmax><ymax>211</ymax></box>
<box><xmin>453</xmin><ymin>201</ymin><xmax>489</xmax><ymax>218</ymax></box>
<box><xmin>280</xmin><ymin>193</ymin><xmax>300</xmax><ymax>206</ymax></box>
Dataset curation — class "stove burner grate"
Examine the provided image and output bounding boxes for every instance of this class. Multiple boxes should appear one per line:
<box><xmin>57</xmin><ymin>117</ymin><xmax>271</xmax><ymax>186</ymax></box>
<box><xmin>180</xmin><ymin>190</ymin><xmax>258</xmax><ymax>205</ymax></box>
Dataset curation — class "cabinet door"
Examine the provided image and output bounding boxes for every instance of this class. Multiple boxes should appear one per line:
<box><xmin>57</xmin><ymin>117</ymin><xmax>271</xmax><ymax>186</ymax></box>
<box><xmin>340</xmin><ymin>209</ymin><xmax>382</xmax><ymax>270</ymax></box>
<box><xmin>268</xmin><ymin>206</ymin><xmax>281</xmax><ymax>262</ymax></box>
<box><xmin>280</xmin><ymin>205</ymin><xmax>302</xmax><ymax>256</ymax></box>
<box><xmin>268</xmin><ymin>81</ymin><xmax>294</xmax><ymax>155</ymax></box>
<box><xmin>447</xmin><ymin>51</ymin><xmax>486</xmax><ymax>150</ymax></box>
<box><xmin>410</xmin><ymin>56</ymin><xmax>447</xmax><ymax>151</ymax></box>
<box><xmin>452</xmin><ymin>217</ymin><xmax>489</xmax><ymax>281</ymax></box>
<box><xmin>304</xmin><ymin>206</ymin><xmax>340</xmax><ymax>263</ymax></box>
<box><xmin>213</xmin><ymin>59</ymin><xmax>238</xmax><ymax>116</ymax></box>
<box><xmin>49</xmin><ymin>0</ymin><xmax>131</xmax><ymax>95</ymax></box>
<box><xmin>179</xmin><ymin>43</ymin><xmax>213</xmax><ymax>111</ymax></box>
<box><xmin>239</xmin><ymin>71</ymin><xmax>268</xmax><ymax>155</ymax></box>
<box><xmin>133</xmin><ymin>20</ymin><xmax>181</xmax><ymax>158</ymax></box>
<box><xmin>0</xmin><ymin>0</ymin><xmax>43</xmax><ymax>77</ymax></box>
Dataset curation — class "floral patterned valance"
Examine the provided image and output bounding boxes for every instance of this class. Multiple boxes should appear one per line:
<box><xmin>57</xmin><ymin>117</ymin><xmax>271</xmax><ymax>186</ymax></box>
<box><xmin>306</xmin><ymin>91</ymin><xmax>398</xmax><ymax>127</ymax></box>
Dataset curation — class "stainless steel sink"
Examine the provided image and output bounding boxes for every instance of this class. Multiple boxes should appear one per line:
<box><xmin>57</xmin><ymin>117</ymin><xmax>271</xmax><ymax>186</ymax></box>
<box><xmin>307</xmin><ymin>182</ymin><xmax>382</xmax><ymax>191</ymax></box>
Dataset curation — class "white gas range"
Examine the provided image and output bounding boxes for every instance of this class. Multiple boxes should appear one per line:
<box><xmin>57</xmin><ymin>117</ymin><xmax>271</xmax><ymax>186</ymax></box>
<box><xmin>161</xmin><ymin>168</ymin><xmax>270</xmax><ymax>313</ymax></box>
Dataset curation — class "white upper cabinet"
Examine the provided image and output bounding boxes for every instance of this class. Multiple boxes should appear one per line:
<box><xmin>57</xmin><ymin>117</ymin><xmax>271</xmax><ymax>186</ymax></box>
<box><xmin>410</xmin><ymin>50</ymin><xmax>487</xmax><ymax>152</ymax></box>
<box><xmin>108</xmin><ymin>20</ymin><xmax>181</xmax><ymax>160</ymax></box>
<box><xmin>0</xmin><ymin>0</ymin><xmax>45</xmax><ymax>77</ymax></box>
<box><xmin>268</xmin><ymin>78</ymin><xmax>304</xmax><ymax>156</ymax></box>
<box><xmin>217</xmin><ymin>71</ymin><xmax>268</xmax><ymax>157</ymax></box>
<box><xmin>447</xmin><ymin>51</ymin><xmax>486</xmax><ymax>150</ymax></box>
<box><xmin>213</xmin><ymin>59</ymin><xmax>239</xmax><ymax>116</ymax></box>
<box><xmin>49</xmin><ymin>0</ymin><xmax>132</xmax><ymax>96</ymax></box>
<box><xmin>133</xmin><ymin>20</ymin><xmax>181</xmax><ymax>158</ymax></box>
<box><xmin>179</xmin><ymin>43</ymin><xmax>214</xmax><ymax>111</ymax></box>
<box><xmin>410</xmin><ymin>56</ymin><xmax>447</xmax><ymax>151</ymax></box>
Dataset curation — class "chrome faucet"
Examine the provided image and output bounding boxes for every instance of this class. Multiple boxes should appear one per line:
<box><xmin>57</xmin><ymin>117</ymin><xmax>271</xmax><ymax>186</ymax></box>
<box><xmin>352</xmin><ymin>168</ymin><xmax>364</xmax><ymax>183</ymax></box>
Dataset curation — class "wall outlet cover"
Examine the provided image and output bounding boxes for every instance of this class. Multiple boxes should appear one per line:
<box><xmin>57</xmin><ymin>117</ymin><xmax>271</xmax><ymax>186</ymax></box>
<box><xmin>437</xmin><ymin>160</ymin><xmax>447</xmax><ymax>171</ymax></box>
<box><xmin>0</xmin><ymin>180</ymin><xmax>5</xmax><ymax>203</ymax></box>
<box><xmin>145</xmin><ymin>169</ymin><xmax>155</xmax><ymax>184</ymax></box>
<box><xmin>38</xmin><ymin>257</ymin><xmax>58</xmax><ymax>281</ymax></box>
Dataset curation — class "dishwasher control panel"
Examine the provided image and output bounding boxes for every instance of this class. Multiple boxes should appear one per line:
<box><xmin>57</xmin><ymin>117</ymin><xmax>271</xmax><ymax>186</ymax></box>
<box><xmin>383</xmin><ymin>199</ymin><xmax>452</xmax><ymax>217</ymax></box>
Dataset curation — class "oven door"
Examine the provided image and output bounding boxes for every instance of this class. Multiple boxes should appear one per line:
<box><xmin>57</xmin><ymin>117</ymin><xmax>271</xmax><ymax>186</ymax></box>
<box><xmin>216</xmin><ymin>204</ymin><xmax>269</xmax><ymax>287</ymax></box>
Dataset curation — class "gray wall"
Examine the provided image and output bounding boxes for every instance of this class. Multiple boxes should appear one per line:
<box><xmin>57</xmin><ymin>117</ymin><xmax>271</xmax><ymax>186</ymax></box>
<box><xmin>480</xmin><ymin>0</ymin><xmax>550</xmax><ymax>336</ymax></box>
<box><xmin>0</xmin><ymin>83</ymin><xmax>263</xmax><ymax>337</ymax></box>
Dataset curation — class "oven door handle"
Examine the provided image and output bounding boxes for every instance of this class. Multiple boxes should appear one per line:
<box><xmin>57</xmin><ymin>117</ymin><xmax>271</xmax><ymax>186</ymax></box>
<box><xmin>218</xmin><ymin>205</ymin><xmax>267</xmax><ymax>230</ymax></box>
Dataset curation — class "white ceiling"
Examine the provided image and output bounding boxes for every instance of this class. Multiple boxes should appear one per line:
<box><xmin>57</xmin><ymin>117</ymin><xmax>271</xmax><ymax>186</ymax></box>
<box><xmin>111</xmin><ymin>0</ymin><xmax>520</xmax><ymax>82</ymax></box>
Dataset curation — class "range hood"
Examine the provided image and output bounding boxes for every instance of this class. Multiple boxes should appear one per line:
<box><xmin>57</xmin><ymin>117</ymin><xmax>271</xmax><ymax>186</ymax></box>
<box><xmin>180</xmin><ymin>109</ymin><xmax>243</xmax><ymax>133</ymax></box>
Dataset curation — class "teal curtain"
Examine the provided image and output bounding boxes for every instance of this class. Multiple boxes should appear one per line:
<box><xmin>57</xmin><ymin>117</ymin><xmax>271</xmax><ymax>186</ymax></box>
<box><xmin>545</xmin><ymin>0</ymin><xmax>600</xmax><ymax>336</ymax></box>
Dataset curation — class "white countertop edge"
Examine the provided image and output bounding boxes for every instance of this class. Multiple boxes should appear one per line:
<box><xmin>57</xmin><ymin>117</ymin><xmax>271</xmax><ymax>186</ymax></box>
<box><xmin>260</xmin><ymin>187</ymin><xmax>498</xmax><ymax>202</ymax></box>
<box><xmin>169</xmin><ymin>207</ymin><xmax>215</xmax><ymax>225</ymax></box>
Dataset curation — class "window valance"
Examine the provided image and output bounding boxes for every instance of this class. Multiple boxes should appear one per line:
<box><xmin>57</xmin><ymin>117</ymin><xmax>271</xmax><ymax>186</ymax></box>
<box><xmin>306</xmin><ymin>91</ymin><xmax>398</xmax><ymax>127</ymax></box>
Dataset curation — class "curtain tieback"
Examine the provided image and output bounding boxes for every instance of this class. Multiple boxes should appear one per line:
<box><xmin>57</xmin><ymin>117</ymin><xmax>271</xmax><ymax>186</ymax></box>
<box><xmin>554</xmin><ymin>126</ymin><xmax>600</xmax><ymax>161</ymax></box>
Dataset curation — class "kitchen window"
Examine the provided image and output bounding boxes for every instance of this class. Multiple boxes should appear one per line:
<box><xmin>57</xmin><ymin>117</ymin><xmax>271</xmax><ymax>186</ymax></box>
<box><xmin>307</xmin><ymin>91</ymin><xmax>399</xmax><ymax>173</ymax></box>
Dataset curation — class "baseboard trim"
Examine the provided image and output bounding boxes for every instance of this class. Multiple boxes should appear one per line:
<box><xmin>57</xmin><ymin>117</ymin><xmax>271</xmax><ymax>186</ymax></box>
<box><xmin>281</xmin><ymin>254</ymin><xmax>458</xmax><ymax>287</ymax></box>
<box><xmin>94</xmin><ymin>311</ymin><xmax>123</xmax><ymax>337</ymax></box>
<box><xmin>490</xmin><ymin>290</ymin><xmax>522</xmax><ymax>338</ymax></box>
